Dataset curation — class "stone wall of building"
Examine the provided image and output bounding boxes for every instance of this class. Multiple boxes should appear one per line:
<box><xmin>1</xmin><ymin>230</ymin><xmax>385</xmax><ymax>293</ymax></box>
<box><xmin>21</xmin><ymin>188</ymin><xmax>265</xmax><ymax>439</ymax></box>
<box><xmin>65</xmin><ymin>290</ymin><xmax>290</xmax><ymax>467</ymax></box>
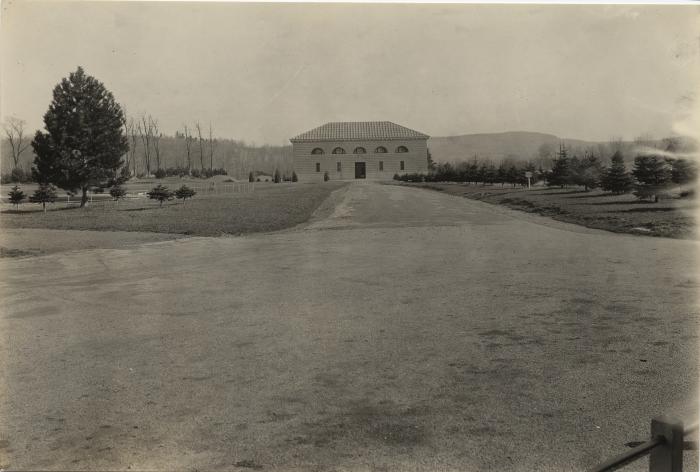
<box><xmin>293</xmin><ymin>139</ymin><xmax>428</xmax><ymax>181</ymax></box>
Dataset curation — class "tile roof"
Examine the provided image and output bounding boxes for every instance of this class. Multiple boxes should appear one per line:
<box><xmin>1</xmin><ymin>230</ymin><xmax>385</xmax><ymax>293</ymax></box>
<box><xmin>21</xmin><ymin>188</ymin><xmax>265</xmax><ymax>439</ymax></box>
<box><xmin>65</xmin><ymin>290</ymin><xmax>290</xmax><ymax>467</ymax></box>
<box><xmin>290</xmin><ymin>121</ymin><xmax>429</xmax><ymax>142</ymax></box>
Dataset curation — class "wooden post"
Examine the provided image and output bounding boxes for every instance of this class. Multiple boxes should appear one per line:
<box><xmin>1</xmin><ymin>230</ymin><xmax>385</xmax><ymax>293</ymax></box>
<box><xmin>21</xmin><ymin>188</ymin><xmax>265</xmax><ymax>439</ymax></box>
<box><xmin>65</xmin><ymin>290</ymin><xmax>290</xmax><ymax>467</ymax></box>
<box><xmin>649</xmin><ymin>417</ymin><xmax>684</xmax><ymax>472</ymax></box>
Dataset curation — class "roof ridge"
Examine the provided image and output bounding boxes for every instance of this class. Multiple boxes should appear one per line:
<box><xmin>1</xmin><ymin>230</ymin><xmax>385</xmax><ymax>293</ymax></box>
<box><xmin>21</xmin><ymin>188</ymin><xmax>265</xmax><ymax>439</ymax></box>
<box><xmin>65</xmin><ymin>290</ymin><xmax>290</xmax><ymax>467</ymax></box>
<box><xmin>290</xmin><ymin>121</ymin><xmax>429</xmax><ymax>142</ymax></box>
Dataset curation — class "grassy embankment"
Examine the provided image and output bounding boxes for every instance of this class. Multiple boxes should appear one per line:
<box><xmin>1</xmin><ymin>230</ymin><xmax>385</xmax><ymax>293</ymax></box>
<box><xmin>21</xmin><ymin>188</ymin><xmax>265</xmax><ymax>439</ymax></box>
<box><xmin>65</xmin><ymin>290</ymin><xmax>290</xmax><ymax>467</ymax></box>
<box><xmin>0</xmin><ymin>179</ymin><xmax>347</xmax><ymax>237</ymax></box>
<box><xmin>398</xmin><ymin>182</ymin><xmax>697</xmax><ymax>239</ymax></box>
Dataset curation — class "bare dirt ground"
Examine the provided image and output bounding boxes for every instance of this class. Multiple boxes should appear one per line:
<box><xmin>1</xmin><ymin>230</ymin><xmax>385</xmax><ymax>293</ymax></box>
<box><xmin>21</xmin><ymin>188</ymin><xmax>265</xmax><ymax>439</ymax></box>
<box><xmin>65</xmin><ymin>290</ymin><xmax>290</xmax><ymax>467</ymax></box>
<box><xmin>0</xmin><ymin>228</ymin><xmax>184</xmax><ymax>258</ymax></box>
<box><xmin>0</xmin><ymin>181</ymin><xmax>698</xmax><ymax>471</ymax></box>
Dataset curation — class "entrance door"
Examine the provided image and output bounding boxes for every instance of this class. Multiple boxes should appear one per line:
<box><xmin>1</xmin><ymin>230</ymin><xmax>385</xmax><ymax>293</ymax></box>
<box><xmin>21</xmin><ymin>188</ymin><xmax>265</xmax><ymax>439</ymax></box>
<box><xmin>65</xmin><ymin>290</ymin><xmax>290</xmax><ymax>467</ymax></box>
<box><xmin>355</xmin><ymin>162</ymin><xmax>366</xmax><ymax>179</ymax></box>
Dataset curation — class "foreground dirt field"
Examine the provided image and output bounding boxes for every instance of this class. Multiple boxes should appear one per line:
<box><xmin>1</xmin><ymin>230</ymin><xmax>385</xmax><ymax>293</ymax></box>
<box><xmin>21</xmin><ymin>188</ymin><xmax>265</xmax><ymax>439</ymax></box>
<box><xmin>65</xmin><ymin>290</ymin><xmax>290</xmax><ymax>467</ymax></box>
<box><xmin>0</xmin><ymin>228</ymin><xmax>184</xmax><ymax>258</ymax></box>
<box><xmin>0</xmin><ymin>182</ymin><xmax>697</xmax><ymax>471</ymax></box>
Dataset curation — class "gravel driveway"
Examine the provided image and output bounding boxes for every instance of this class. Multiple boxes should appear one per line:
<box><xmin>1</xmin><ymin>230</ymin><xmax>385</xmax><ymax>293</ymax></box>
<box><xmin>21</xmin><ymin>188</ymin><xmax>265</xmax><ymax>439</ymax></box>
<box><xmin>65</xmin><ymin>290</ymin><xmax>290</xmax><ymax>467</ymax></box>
<box><xmin>1</xmin><ymin>181</ymin><xmax>697</xmax><ymax>471</ymax></box>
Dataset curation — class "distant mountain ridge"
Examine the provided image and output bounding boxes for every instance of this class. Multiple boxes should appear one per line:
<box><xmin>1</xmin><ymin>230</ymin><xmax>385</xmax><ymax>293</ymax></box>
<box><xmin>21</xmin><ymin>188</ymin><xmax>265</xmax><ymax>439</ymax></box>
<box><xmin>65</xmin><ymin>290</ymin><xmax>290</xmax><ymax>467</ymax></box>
<box><xmin>428</xmin><ymin>131</ymin><xmax>603</xmax><ymax>164</ymax></box>
<box><xmin>427</xmin><ymin>131</ymin><xmax>697</xmax><ymax>165</ymax></box>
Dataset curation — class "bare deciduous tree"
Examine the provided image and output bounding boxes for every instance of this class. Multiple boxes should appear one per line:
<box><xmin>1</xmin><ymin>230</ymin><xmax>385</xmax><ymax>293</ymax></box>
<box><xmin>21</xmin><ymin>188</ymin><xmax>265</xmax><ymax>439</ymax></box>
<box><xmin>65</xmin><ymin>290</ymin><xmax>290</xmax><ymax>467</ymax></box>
<box><xmin>3</xmin><ymin>116</ymin><xmax>30</xmax><ymax>170</ymax></box>
<box><xmin>138</xmin><ymin>114</ymin><xmax>154</xmax><ymax>175</ymax></box>
<box><xmin>128</xmin><ymin>117</ymin><xmax>139</xmax><ymax>176</ymax></box>
<box><xmin>208</xmin><ymin>122</ymin><xmax>216</xmax><ymax>170</ymax></box>
<box><xmin>125</xmin><ymin>117</ymin><xmax>138</xmax><ymax>176</ymax></box>
<box><xmin>195</xmin><ymin>121</ymin><xmax>205</xmax><ymax>170</ymax></box>
<box><xmin>183</xmin><ymin>124</ymin><xmax>193</xmax><ymax>173</ymax></box>
<box><xmin>150</xmin><ymin>116</ymin><xmax>162</xmax><ymax>171</ymax></box>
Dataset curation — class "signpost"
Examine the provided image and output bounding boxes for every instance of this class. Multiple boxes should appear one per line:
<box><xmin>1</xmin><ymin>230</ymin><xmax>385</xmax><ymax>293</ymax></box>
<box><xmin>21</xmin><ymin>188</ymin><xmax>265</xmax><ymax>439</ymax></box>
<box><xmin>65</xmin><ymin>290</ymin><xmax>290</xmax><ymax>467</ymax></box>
<box><xmin>525</xmin><ymin>171</ymin><xmax>533</xmax><ymax>189</ymax></box>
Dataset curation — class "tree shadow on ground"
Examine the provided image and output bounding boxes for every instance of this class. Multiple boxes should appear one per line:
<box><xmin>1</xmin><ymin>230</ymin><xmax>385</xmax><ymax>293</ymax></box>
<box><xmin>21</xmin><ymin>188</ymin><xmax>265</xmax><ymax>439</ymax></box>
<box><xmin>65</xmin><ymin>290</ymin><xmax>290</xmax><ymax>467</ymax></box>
<box><xmin>589</xmin><ymin>200</ymin><xmax>652</xmax><ymax>206</ymax></box>
<box><xmin>563</xmin><ymin>193</ymin><xmax>620</xmax><ymax>199</ymax></box>
<box><xmin>120</xmin><ymin>206</ymin><xmax>164</xmax><ymax>212</ymax></box>
<box><xmin>528</xmin><ymin>189</ymin><xmax>587</xmax><ymax>196</ymax></box>
<box><xmin>1</xmin><ymin>205</ymin><xmax>83</xmax><ymax>214</ymax></box>
<box><xmin>610</xmin><ymin>207</ymin><xmax>677</xmax><ymax>213</ymax></box>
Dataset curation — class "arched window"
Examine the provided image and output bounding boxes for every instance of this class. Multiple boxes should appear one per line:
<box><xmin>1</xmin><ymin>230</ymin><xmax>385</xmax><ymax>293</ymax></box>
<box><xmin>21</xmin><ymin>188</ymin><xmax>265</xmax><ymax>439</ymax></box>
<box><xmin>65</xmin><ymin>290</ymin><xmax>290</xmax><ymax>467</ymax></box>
<box><xmin>332</xmin><ymin>147</ymin><xmax>346</xmax><ymax>154</ymax></box>
<box><xmin>375</xmin><ymin>146</ymin><xmax>387</xmax><ymax>153</ymax></box>
<box><xmin>395</xmin><ymin>146</ymin><xmax>409</xmax><ymax>153</ymax></box>
<box><xmin>353</xmin><ymin>147</ymin><xmax>366</xmax><ymax>154</ymax></box>
<box><xmin>311</xmin><ymin>148</ymin><xmax>324</xmax><ymax>155</ymax></box>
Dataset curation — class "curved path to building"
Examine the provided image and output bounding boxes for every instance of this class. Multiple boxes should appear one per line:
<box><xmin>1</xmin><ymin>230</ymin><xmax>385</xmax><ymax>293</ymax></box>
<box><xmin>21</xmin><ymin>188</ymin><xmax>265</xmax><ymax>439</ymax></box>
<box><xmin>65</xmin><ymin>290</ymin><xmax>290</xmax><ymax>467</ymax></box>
<box><xmin>1</xmin><ymin>181</ymin><xmax>698</xmax><ymax>471</ymax></box>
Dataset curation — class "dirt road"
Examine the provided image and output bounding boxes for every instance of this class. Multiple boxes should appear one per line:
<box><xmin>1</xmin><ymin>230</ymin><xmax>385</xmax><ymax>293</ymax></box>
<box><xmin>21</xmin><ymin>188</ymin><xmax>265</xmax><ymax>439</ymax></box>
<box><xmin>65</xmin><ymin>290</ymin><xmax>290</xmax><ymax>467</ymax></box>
<box><xmin>1</xmin><ymin>182</ymin><xmax>697</xmax><ymax>471</ymax></box>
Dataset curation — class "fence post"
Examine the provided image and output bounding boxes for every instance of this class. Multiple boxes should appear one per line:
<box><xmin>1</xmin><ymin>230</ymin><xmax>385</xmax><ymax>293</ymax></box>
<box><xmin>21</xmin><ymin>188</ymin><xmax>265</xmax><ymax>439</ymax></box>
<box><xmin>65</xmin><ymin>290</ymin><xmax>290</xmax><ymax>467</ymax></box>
<box><xmin>649</xmin><ymin>417</ymin><xmax>683</xmax><ymax>472</ymax></box>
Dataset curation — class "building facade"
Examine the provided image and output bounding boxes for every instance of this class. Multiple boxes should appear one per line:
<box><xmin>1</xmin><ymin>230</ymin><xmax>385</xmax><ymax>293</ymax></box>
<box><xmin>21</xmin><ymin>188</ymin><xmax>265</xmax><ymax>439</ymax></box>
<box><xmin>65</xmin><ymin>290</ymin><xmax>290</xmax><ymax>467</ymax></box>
<box><xmin>290</xmin><ymin>122</ymin><xmax>430</xmax><ymax>181</ymax></box>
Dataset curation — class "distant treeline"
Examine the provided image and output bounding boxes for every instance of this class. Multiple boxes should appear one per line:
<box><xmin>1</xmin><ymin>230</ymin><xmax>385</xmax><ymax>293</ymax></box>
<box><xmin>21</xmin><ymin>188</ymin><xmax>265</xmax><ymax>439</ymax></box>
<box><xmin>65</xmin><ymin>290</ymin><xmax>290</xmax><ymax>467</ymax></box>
<box><xmin>430</xmin><ymin>132</ymin><xmax>698</xmax><ymax>170</ymax></box>
<box><xmin>1</xmin><ymin>135</ymin><xmax>293</xmax><ymax>180</ymax></box>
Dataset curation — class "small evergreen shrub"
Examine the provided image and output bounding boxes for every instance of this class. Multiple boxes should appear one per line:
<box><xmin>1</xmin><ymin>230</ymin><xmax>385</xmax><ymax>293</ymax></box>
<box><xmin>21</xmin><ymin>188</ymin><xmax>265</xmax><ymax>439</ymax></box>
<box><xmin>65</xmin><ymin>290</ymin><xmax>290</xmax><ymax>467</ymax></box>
<box><xmin>146</xmin><ymin>184</ymin><xmax>174</xmax><ymax>206</ymax></box>
<box><xmin>109</xmin><ymin>185</ymin><xmax>127</xmax><ymax>202</ymax></box>
<box><xmin>174</xmin><ymin>184</ymin><xmax>196</xmax><ymax>203</ymax></box>
<box><xmin>8</xmin><ymin>185</ymin><xmax>25</xmax><ymax>209</ymax></box>
<box><xmin>29</xmin><ymin>183</ymin><xmax>58</xmax><ymax>212</ymax></box>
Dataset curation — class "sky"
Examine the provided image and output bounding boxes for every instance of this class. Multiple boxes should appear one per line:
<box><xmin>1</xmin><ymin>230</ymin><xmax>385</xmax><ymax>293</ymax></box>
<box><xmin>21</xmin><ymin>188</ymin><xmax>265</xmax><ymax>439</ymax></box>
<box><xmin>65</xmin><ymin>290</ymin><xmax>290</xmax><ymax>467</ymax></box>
<box><xmin>1</xmin><ymin>2</ymin><xmax>699</xmax><ymax>145</ymax></box>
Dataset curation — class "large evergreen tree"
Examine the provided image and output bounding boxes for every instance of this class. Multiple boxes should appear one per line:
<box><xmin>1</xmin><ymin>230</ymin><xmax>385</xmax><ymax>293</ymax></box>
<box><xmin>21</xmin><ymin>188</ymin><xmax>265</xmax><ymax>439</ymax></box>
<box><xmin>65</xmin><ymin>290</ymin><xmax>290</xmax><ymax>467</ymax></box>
<box><xmin>467</xmin><ymin>160</ymin><xmax>479</xmax><ymax>185</ymax></box>
<box><xmin>632</xmin><ymin>154</ymin><xmax>672</xmax><ymax>202</ymax></box>
<box><xmin>32</xmin><ymin>67</ymin><xmax>129</xmax><ymax>207</ymax></box>
<box><xmin>506</xmin><ymin>165</ymin><xmax>520</xmax><ymax>187</ymax></box>
<box><xmin>600</xmin><ymin>151</ymin><xmax>633</xmax><ymax>194</ymax></box>
<box><xmin>571</xmin><ymin>154</ymin><xmax>603</xmax><ymax>191</ymax></box>
<box><xmin>670</xmin><ymin>158</ymin><xmax>697</xmax><ymax>184</ymax></box>
<box><xmin>496</xmin><ymin>163</ymin><xmax>507</xmax><ymax>186</ymax></box>
<box><xmin>547</xmin><ymin>144</ymin><xmax>570</xmax><ymax>188</ymax></box>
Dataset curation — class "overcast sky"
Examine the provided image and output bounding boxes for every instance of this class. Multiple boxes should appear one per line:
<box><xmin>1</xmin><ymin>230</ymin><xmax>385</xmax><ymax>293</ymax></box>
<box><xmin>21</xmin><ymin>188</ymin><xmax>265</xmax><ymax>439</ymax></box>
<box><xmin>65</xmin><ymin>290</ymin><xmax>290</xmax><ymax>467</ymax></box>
<box><xmin>1</xmin><ymin>2</ymin><xmax>699</xmax><ymax>145</ymax></box>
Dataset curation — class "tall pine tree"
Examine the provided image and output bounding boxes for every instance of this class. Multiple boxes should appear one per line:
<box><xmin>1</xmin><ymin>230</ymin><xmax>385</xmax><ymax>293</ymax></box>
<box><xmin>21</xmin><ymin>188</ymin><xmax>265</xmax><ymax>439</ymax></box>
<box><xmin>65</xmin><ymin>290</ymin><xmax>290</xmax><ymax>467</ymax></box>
<box><xmin>572</xmin><ymin>154</ymin><xmax>603</xmax><ymax>191</ymax></box>
<box><xmin>600</xmin><ymin>151</ymin><xmax>633</xmax><ymax>194</ymax></box>
<box><xmin>547</xmin><ymin>144</ymin><xmax>570</xmax><ymax>188</ymax></box>
<box><xmin>632</xmin><ymin>155</ymin><xmax>672</xmax><ymax>202</ymax></box>
<box><xmin>32</xmin><ymin>67</ymin><xmax>128</xmax><ymax>207</ymax></box>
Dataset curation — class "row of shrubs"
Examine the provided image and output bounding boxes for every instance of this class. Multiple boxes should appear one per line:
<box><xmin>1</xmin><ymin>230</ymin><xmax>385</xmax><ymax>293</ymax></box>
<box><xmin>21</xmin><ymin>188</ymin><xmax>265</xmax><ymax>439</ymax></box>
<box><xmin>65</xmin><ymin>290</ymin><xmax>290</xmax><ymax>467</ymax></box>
<box><xmin>248</xmin><ymin>170</ymin><xmax>298</xmax><ymax>183</ymax></box>
<box><xmin>393</xmin><ymin>170</ymin><xmax>531</xmax><ymax>186</ymax></box>
<box><xmin>1</xmin><ymin>166</ymin><xmax>230</xmax><ymax>184</ymax></box>
<box><xmin>5</xmin><ymin>183</ymin><xmax>198</xmax><ymax>212</ymax></box>
<box><xmin>151</xmin><ymin>167</ymin><xmax>228</xmax><ymax>179</ymax></box>
<box><xmin>393</xmin><ymin>161</ymin><xmax>534</xmax><ymax>187</ymax></box>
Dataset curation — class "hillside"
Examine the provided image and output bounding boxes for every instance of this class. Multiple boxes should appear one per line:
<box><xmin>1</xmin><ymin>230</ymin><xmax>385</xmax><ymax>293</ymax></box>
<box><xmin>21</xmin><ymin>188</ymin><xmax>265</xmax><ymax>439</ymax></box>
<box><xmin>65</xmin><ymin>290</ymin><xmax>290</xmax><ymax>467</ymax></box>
<box><xmin>428</xmin><ymin>132</ymin><xmax>698</xmax><ymax>167</ymax></box>
<box><xmin>428</xmin><ymin>131</ymin><xmax>603</xmax><ymax>165</ymax></box>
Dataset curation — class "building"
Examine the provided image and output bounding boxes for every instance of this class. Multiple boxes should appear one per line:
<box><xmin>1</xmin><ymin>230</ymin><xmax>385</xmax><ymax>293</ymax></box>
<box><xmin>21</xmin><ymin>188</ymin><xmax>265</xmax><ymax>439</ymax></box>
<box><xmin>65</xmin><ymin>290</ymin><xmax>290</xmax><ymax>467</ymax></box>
<box><xmin>290</xmin><ymin>121</ymin><xmax>430</xmax><ymax>181</ymax></box>
<box><xmin>255</xmin><ymin>174</ymin><xmax>273</xmax><ymax>182</ymax></box>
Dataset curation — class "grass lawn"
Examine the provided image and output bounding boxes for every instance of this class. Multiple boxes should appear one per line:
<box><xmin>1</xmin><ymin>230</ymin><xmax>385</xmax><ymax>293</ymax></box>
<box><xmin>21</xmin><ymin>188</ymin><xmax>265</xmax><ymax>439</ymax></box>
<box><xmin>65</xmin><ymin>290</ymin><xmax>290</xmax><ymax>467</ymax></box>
<box><xmin>0</xmin><ymin>181</ymin><xmax>347</xmax><ymax>236</ymax></box>
<box><xmin>396</xmin><ymin>182</ymin><xmax>698</xmax><ymax>239</ymax></box>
